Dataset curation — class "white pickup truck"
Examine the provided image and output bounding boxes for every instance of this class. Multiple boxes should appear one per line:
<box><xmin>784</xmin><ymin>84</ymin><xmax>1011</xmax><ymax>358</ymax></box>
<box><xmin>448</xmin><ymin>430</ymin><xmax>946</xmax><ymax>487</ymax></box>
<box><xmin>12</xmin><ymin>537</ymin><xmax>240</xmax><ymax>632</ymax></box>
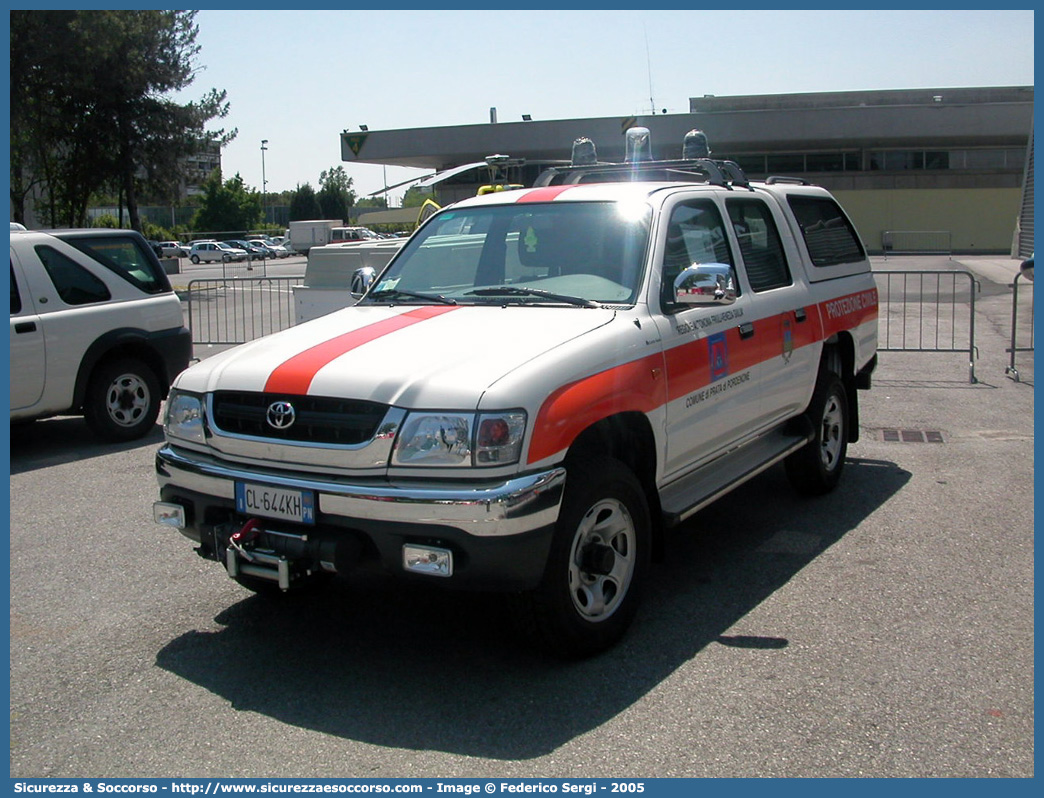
<box><xmin>154</xmin><ymin>130</ymin><xmax>878</xmax><ymax>657</ymax></box>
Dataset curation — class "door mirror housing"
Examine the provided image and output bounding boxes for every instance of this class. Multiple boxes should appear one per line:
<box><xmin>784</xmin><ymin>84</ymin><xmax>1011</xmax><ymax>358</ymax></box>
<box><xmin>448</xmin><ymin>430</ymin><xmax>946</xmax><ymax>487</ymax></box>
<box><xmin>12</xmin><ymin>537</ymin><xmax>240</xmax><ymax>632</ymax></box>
<box><xmin>673</xmin><ymin>263</ymin><xmax>737</xmax><ymax>306</ymax></box>
<box><xmin>350</xmin><ymin>266</ymin><xmax>377</xmax><ymax>298</ymax></box>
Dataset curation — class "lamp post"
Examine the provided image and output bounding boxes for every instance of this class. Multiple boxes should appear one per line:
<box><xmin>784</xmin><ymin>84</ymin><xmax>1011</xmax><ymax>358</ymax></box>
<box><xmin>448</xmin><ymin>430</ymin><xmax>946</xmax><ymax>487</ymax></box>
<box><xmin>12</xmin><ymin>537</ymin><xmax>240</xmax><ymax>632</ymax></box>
<box><xmin>260</xmin><ymin>139</ymin><xmax>268</xmax><ymax>227</ymax></box>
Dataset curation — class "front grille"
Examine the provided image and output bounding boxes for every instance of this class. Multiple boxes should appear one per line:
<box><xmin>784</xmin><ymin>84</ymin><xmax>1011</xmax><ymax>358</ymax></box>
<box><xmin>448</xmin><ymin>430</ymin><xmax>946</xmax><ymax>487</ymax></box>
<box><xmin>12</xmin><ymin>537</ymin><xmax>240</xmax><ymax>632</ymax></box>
<box><xmin>210</xmin><ymin>391</ymin><xmax>388</xmax><ymax>445</ymax></box>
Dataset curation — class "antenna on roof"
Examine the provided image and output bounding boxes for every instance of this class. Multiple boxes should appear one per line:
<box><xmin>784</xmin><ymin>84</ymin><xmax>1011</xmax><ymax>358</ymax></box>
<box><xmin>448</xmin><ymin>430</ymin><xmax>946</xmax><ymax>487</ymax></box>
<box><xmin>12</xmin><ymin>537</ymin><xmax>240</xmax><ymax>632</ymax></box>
<box><xmin>644</xmin><ymin>25</ymin><xmax>655</xmax><ymax>116</ymax></box>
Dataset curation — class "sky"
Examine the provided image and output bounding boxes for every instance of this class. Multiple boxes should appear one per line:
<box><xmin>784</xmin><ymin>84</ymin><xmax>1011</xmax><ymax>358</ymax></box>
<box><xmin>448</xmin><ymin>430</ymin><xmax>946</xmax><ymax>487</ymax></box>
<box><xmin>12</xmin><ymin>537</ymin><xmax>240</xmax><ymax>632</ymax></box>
<box><xmin>177</xmin><ymin>9</ymin><xmax>1035</xmax><ymax>205</ymax></box>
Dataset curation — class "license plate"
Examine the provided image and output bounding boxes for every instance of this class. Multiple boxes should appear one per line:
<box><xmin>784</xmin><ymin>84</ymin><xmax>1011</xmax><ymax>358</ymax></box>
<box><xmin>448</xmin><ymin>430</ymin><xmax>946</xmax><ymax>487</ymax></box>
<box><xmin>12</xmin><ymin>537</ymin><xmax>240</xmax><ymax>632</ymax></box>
<box><xmin>235</xmin><ymin>482</ymin><xmax>315</xmax><ymax>525</ymax></box>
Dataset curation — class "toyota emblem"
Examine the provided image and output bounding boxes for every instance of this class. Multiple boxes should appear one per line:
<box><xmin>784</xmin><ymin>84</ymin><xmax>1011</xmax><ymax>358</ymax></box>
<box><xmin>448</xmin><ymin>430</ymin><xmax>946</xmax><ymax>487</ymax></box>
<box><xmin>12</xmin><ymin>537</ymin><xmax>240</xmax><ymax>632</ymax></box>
<box><xmin>266</xmin><ymin>401</ymin><xmax>296</xmax><ymax>430</ymax></box>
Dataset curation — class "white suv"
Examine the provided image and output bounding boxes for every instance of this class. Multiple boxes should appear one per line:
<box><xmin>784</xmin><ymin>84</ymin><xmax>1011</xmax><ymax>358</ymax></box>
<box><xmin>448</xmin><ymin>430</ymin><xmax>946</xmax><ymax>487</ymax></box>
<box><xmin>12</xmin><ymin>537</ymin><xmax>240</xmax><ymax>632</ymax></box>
<box><xmin>10</xmin><ymin>228</ymin><xmax>192</xmax><ymax>441</ymax></box>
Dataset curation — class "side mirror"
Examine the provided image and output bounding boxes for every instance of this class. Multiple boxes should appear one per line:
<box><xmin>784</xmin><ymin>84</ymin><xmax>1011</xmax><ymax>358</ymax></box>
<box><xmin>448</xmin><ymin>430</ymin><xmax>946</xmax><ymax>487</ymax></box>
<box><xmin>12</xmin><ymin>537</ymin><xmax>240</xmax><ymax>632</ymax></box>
<box><xmin>674</xmin><ymin>263</ymin><xmax>737</xmax><ymax>306</ymax></box>
<box><xmin>350</xmin><ymin>266</ymin><xmax>376</xmax><ymax>298</ymax></box>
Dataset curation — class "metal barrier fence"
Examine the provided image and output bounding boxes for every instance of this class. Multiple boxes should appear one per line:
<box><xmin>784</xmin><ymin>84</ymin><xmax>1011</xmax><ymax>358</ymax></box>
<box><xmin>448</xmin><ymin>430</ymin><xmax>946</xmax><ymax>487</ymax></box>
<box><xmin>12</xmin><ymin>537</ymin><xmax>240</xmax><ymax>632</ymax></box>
<box><xmin>185</xmin><ymin>271</ymin><xmax>999</xmax><ymax>386</ymax></box>
<box><xmin>1005</xmin><ymin>273</ymin><xmax>1034</xmax><ymax>382</ymax></box>
<box><xmin>881</xmin><ymin>230</ymin><xmax>953</xmax><ymax>257</ymax></box>
<box><xmin>874</xmin><ymin>270</ymin><xmax>979</xmax><ymax>383</ymax></box>
<box><xmin>186</xmin><ymin>276</ymin><xmax>304</xmax><ymax>346</ymax></box>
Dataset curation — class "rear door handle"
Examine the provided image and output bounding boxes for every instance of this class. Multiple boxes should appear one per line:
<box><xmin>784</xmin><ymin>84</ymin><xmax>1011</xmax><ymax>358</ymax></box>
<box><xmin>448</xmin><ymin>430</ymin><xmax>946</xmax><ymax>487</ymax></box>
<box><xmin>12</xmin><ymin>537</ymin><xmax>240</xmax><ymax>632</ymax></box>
<box><xmin>794</xmin><ymin>308</ymin><xmax>807</xmax><ymax>322</ymax></box>
<box><xmin>14</xmin><ymin>321</ymin><xmax>37</xmax><ymax>334</ymax></box>
<box><xmin>738</xmin><ymin>322</ymin><xmax>755</xmax><ymax>339</ymax></box>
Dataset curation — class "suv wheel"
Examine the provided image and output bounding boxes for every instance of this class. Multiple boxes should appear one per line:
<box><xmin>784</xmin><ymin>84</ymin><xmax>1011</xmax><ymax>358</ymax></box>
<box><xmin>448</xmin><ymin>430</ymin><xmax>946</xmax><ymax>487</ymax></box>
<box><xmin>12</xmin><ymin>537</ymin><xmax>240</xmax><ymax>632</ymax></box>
<box><xmin>190</xmin><ymin>254</ymin><xmax>200</xmax><ymax>264</ymax></box>
<box><xmin>83</xmin><ymin>358</ymin><xmax>161</xmax><ymax>442</ymax></box>
<box><xmin>785</xmin><ymin>369</ymin><xmax>848</xmax><ymax>495</ymax></box>
<box><xmin>516</xmin><ymin>456</ymin><xmax>650</xmax><ymax>658</ymax></box>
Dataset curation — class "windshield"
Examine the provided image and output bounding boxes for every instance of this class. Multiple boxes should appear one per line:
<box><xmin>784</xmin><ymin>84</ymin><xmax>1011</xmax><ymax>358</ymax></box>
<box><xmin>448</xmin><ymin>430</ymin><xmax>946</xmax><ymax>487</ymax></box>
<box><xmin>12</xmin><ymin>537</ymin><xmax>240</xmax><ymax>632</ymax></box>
<box><xmin>366</xmin><ymin>201</ymin><xmax>651</xmax><ymax>306</ymax></box>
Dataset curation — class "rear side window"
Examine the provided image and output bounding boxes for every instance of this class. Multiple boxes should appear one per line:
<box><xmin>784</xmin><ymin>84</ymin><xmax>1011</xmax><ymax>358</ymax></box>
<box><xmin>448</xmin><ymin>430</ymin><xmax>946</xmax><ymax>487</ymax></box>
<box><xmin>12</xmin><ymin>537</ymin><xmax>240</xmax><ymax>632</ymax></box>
<box><xmin>787</xmin><ymin>196</ymin><xmax>866</xmax><ymax>267</ymax></box>
<box><xmin>35</xmin><ymin>246</ymin><xmax>112</xmax><ymax>305</ymax></box>
<box><xmin>11</xmin><ymin>263</ymin><xmax>22</xmax><ymax>314</ymax></box>
<box><xmin>62</xmin><ymin>235</ymin><xmax>171</xmax><ymax>294</ymax></box>
<box><xmin>726</xmin><ymin>198</ymin><xmax>791</xmax><ymax>292</ymax></box>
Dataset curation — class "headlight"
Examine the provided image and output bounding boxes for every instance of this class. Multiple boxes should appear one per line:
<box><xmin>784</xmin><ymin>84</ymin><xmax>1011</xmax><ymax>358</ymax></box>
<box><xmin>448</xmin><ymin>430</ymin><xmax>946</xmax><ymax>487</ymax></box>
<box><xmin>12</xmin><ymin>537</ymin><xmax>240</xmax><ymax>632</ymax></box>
<box><xmin>392</xmin><ymin>410</ymin><xmax>526</xmax><ymax>467</ymax></box>
<box><xmin>164</xmin><ymin>390</ymin><xmax>206</xmax><ymax>444</ymax></box>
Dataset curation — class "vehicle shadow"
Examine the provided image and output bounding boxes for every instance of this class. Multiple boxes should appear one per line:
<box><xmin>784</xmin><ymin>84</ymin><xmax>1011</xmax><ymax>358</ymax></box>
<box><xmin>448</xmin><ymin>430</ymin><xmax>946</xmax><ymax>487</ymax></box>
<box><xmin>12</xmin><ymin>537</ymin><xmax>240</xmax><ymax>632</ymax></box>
<box><xmin>154</xmin><ymin>456</ymin><xmax>910</xmax><ymax>760</ymax></box>
<box><xmin>8</xmin><ymin>417</ymin><xmax>164</xmax><ymax>475</ymax></box>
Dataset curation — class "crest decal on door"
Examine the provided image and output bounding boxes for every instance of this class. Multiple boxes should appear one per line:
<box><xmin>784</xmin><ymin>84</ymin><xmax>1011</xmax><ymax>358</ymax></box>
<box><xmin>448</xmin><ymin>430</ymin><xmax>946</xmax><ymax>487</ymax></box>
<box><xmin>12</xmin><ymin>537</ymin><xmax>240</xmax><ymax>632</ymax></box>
<box><xmin>708</xmin><ymin>332</ymin><xmax>729</xmax><ymax>381</ymax></box>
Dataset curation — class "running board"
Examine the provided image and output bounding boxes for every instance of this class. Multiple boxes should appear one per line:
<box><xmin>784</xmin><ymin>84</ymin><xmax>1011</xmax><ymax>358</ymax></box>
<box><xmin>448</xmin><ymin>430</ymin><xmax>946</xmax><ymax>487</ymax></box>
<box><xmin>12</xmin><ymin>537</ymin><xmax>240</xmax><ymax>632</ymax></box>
<box><xmin>659</xmin><ymin>424</ymin><xmax>813</xmax><ymax>527</ymax></box>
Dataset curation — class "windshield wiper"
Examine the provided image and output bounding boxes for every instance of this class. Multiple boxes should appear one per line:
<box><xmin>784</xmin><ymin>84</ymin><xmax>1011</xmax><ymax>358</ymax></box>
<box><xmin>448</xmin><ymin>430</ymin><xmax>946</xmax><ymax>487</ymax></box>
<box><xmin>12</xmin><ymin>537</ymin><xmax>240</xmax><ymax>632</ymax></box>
<box><xmin>367</xmin><ymin>288</ymin><xmax>457</xmax><ymax>305</ymax></box>
<box><xmin>465</xmin><ymin>286</ymin><xmax>601</xmax><ymax>308</ymax></box>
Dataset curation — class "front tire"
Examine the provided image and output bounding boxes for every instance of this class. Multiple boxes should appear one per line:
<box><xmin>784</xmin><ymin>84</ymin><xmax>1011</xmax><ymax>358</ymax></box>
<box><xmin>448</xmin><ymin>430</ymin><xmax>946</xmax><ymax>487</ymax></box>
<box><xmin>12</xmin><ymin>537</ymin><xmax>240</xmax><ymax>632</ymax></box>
<box><xmin>517</xmin><ymin>457</ymin><xmax>650</xmax><ymax>658</ymax></box>
<box><xmin>785</xmin><ymin>370</ymin><xmax>848</xmax><ymax>495</ymax></box>
<box><xmin>83</xmin><ymin>358</ymin><xmax>161</xmax><ymax>442</ymax></box>
<box><xmin>190</xmin><ymin>254</ymin><xmax>200</xmax><ymax>264</ymax></box>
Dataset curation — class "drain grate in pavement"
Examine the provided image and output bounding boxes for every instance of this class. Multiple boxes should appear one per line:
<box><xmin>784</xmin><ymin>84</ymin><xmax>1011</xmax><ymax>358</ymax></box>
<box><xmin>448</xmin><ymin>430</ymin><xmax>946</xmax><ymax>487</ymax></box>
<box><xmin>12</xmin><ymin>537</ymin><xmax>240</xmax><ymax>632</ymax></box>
<box><xmin>881</xmin><ymin>428</ymin><xmax>945</xmax><ymax>443</ymax></box>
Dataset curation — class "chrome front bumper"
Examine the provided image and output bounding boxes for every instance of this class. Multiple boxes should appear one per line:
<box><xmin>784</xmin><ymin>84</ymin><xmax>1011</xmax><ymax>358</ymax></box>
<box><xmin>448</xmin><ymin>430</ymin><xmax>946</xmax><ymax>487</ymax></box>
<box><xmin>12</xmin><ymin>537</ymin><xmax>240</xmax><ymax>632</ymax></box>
<box><xmin>155</xmin><ymin>444</ymin><xmax>566</xmax><ymax>538</ymax></box>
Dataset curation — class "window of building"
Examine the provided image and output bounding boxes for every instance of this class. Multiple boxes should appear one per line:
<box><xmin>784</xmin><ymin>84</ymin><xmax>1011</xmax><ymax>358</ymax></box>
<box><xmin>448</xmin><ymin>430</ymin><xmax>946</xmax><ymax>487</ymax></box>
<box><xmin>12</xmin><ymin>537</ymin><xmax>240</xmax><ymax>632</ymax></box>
<box><xmin>870</xmin><ymin>151</ymin><xmax>923</xmax><ymax>170</ymax></box>
<box><xmin>805</xmin><ymin>153</ymin><xmax>846</xmax><ymax>172</ymax></box>
<box><xmin>766</xmin><ymin>154</ymin><xmax>807</xmax><ymax>174</ymax></box>
<box><xmin>956</xmin><ymin>148</ymin><xmax>1026</xmax><ymax>169</ymax></box>
<box><xmin>732</xmin><ymin>155</ymin><xmax>767</xmax><ymax>174</ymax></box>
<box><xmin>924</xmin><ymin>151</ymin><xmax>949</xmax><ymax>170</ymax></box>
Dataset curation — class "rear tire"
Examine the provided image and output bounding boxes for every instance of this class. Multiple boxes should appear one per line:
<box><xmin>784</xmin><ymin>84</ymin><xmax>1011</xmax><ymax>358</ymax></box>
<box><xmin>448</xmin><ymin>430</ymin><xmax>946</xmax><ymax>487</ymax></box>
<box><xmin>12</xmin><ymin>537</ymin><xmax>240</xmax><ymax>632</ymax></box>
<box><xmin>516</xmin><ymin>456</ymin><xmax>650</xmax><ymax>658</ymax></box>
<box><xmin>785</xmin><ymin>370</ymin><xmax>848</xmax><ymax>495</ymax></box>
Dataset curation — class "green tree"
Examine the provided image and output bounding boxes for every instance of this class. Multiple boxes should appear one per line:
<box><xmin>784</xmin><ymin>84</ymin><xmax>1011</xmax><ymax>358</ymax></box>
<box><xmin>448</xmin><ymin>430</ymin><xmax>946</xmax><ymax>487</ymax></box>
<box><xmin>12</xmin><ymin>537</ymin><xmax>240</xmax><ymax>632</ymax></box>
<box><xmin>10</xmin><ymin>10</ymin><xmax>233</xmax><ymax>229</ymax></box>
<box><xmin>316</xmin><ymin>166</ymin><xmax>356</xmax><ymax>222</ymax></box>
<box><xmin>192</xmin><ymin>171</ymin><xmax>262</xmax><ymax>234</ymax></box>
<box><xmin>401</xmin><ymin>187</ymin><xmax>433</xmax><ymax>208</ymax></box>
<box><xmin>289</xmin><ymin>183</ymin><xmax>322</xmax><ymax>221</ymax></box>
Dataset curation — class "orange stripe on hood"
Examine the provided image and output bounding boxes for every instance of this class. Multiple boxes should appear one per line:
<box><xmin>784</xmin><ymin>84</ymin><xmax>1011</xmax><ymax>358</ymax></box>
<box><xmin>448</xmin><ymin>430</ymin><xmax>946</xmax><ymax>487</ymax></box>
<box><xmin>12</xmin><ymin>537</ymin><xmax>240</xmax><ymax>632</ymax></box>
<box><xmin>264</xmin><ymin>306</ymin><xmax>458</xmax><ymax>395</ymax></box>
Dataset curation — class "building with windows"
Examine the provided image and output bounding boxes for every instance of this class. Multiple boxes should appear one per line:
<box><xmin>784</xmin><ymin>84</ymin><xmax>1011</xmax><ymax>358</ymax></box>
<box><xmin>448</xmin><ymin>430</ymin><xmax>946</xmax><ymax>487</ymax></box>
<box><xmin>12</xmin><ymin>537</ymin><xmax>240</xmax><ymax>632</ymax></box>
<box><xmin>341</xmin><ymin>86</ymin><xmax>1033</xmax><ymax>255</ymax></box>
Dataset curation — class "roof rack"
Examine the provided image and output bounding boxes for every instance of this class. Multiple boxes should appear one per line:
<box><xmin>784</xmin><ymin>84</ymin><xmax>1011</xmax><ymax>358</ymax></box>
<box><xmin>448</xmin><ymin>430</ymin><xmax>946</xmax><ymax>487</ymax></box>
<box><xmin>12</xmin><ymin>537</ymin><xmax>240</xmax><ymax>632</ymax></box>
<box><xmin>765</xmin><ymin>175</ymin><xmax>813</xmax><ymax>186</ymax></box>
<box><xmin>533</xmin><ymin>127</ymin><xmax>754</xmax><ymax>191</ymax></box>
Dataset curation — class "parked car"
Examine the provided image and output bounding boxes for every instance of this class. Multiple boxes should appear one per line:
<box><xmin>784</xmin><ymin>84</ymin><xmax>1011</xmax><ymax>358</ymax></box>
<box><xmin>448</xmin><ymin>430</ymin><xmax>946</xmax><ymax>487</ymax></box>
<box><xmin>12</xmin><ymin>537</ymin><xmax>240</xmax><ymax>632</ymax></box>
<box><xmin>248</xmin><ymin>239</ymin><xmax>290</xmax><ymax>258</ymax></box>
<box><xmin>225</xmin><ymin>240</ymin><xmax>267</xmax><ymax>259</ymax></box>
<box><xmin>157</xmin><ymin>241</ymin><xmax>189</xmax><ymax>258</ymax></box>
<box><xmin>189</xmin><ymin>241</ymin><xmax>247</xmax><ymax>263</ymax></box>
<box><xmin>10</xmin><ymin>228</ymin><xmax>192</xmax><ymax>440</ymax></box>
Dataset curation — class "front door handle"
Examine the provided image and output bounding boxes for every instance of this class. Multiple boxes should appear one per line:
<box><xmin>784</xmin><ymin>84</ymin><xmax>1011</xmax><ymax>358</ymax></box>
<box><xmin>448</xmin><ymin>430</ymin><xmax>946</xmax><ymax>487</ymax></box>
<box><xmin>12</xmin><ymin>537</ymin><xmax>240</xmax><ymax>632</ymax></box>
<box><xmin>15</xmin><ymin>321</ymin><xmax>37</xmax><ymax>334</ymax></box>
<box><xmin>738</xmin><ymin>322</ymin><xmax>755</xmax><ymax>339</ymax></box>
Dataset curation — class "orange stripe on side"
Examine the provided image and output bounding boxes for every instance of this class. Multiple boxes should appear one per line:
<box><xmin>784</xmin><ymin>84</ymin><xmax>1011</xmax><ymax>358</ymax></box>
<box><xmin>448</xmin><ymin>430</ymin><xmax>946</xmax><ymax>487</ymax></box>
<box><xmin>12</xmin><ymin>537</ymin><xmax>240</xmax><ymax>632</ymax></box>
<box><xmin>818</xmin><ymin>287</ymin><xmax>879</xmax><ymax>337</ymax></box>
<box><xmin>526</xmin><ymin>302</ymin><xmax>845</xmax><ymax>465</ymax></box>
<box><xmin>264</xmin><ymin>306</ymin><xmax>458</xmax><ymax>395</ymax></box>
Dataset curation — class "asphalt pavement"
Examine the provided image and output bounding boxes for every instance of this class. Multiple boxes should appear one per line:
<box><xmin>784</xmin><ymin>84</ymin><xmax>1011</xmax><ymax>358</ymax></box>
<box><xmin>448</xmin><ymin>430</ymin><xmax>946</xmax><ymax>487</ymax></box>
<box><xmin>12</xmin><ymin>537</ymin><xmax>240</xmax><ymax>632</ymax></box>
<box><xmin>8</xmin><ymin>254</ymin><xmax>1033</xmax><ymax>778</ymax></box>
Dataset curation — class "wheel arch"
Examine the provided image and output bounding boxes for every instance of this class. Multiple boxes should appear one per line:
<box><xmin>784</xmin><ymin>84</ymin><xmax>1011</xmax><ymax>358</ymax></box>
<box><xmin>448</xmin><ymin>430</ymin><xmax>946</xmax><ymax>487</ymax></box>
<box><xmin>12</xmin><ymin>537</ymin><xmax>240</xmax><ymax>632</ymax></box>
<box><xmin>73</xmin><ymin>329</ymin><xmax>172</xmax><ymax>411</ymax></box>
<box><xmin>822</xmin><ymin>330</ymin><xmax>860</xmax><ymax>444</ymax></box>
<box><xmin>565</xmin><ymin>411</ymin><xmax>665</xmax><ymax>561</ymax></box>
